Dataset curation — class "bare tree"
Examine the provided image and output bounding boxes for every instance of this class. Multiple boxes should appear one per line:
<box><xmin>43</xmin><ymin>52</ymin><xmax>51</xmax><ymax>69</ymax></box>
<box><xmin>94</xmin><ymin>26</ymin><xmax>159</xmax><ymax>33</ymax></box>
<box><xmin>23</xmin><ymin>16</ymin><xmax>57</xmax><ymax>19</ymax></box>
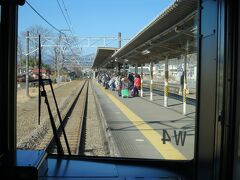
<box><xmin>60</xmin><ymin>34</ymin><xmax>82</xmax><ymax>68</ymax></box>
<box><xmin>49</xmin><ymin>33</ymin><xmax>82</xmax><ymax>73</ymax></box>
<box><xmin>18</xmin><ymin>25</ymin><xmax>82</xmax><ymax>75</ymax></box>
<box><xmin>25</xmin><ymin>25</ymin><xmax>53</xmax><ymax>67</ymax></box>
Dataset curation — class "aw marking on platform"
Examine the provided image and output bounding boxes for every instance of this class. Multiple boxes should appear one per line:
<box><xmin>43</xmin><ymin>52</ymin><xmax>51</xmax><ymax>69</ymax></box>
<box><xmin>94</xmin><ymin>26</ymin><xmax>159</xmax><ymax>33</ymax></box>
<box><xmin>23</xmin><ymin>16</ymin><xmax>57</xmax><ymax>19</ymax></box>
<box><xmin>96</xmin><ymin>82</ymin><xmax>186</xmax><ymax>160</ymax></box>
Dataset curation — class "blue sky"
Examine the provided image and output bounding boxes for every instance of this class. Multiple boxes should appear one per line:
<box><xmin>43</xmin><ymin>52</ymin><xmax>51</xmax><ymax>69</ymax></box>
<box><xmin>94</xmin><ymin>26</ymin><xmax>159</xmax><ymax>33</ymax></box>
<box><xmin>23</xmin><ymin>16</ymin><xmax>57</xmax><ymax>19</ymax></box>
<box><xmin>19</xmin><ymin>0</ymin><xmax>174</xmax><ymax>55</ymax></box>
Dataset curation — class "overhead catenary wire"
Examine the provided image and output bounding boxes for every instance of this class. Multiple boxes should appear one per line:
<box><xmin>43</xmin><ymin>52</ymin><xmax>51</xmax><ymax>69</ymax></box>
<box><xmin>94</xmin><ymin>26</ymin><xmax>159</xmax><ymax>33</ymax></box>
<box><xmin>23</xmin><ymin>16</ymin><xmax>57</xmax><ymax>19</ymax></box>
<box><xmin>26</xmin><ymin>1</ymin><xmax>80</xmax><ymax>66</ymax></box>
<box><xmin>56</xmin><ymin>0</ymin><xmax>72</xmax><ymax>33</ymax></box>
<box><xmin>25</xmin><ymin>1</ymin><xmax>61</xmax><ymax>33</ymax></box>
<box><xmin>25</xmin><ymin>1</ymin><xmax>70</xmax><ymax>39</ymax></box>
<box><xmin>61</xmin><ymin>0</ymin><xmax>73</xmax><ymax>31</ymax></box>
<box><xmin>57</xmin><ymin>0</ymin><xmax>83</xmax><ymax>60</ymax></box>
<box><xmin>59</xmin><ymin>0</ymin><xmax>84</xmax><ymax>55</ymax></box>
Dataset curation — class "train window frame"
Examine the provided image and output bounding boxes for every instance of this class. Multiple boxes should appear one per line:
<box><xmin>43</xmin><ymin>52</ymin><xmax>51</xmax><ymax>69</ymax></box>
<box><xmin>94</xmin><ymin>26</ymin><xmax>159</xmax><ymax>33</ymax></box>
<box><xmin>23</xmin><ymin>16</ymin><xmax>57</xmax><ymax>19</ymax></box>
<box><xmin>234</xmin><ymin>4</ymin><xmax>240</xmax><ymax>179</ymax></box>
<box><xmin>3</xmin><ymin>0</ymin><xmax>197</xmax><ymax>160</ymax></box>
<box><xmin>15</xmin><ymin>0</ymin><xmax>199</xmax><ymax>162</ymax></box>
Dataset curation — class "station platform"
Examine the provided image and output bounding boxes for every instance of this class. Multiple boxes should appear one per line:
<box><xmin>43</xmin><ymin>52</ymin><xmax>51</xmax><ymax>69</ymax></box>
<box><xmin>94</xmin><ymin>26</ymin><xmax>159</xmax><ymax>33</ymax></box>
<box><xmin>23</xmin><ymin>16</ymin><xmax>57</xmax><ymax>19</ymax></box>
<box><xmin>92</xmin><ymin>80</ymin><xmax>195</xmax><ymax>160</ymax></box>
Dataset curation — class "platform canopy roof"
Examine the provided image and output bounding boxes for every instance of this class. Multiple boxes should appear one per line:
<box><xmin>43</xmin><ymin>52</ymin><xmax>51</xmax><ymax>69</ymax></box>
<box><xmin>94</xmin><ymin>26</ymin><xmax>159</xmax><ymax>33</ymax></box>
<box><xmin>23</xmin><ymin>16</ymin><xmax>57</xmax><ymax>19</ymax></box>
<box><xmin>92</xmin><ymin>47</ymin><xmax>118</xmax><ymax>69</ymax></box>
<box><xmin>92</xmin><ymin>0</ymin><xmax>198</xmax><ymax>69</ymax></box>
<box><xmin>111</xmin><ymin>0</ymin><xmax>198</xmax><ymax>66</ymax></box>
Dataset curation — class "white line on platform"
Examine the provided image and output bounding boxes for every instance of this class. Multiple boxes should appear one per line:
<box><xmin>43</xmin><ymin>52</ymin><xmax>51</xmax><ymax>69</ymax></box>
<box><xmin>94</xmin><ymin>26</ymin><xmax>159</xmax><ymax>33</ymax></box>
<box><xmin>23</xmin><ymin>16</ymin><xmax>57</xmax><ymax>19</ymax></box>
<box><xmin>136</xmin><ymin>139</ymin><xmax>145</xmax><ymax>142</ymax></box>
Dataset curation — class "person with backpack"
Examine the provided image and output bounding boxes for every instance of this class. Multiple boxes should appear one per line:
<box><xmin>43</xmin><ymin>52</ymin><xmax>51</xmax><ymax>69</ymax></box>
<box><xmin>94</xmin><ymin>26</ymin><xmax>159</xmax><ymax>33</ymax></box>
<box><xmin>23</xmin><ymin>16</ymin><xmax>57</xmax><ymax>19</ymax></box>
<box><xmin>180</xmin><ymin>71</ymin><xmax>184</xmax><ymax>98</ymax></box>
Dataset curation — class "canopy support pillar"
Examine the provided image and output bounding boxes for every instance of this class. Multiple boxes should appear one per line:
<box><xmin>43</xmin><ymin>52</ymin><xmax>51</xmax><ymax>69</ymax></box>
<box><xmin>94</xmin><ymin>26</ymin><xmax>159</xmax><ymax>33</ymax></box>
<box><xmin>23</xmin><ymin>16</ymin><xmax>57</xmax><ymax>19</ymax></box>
<box><xmin>141</xmin><ymin>64</ymin><xmax>143</xmax><ymax>97</ymax></box>
<box><xmin>150</xmin><ymin>61</ymin><xmax>153</xmax><ymax>101</ymax></box>
<box><xmin>183</xmin><ymin>41</ymin><xmax>189</xmax><ymax>115</ymax></box>
<box><xmin>164</xmin><ymin>56</ymin><xmax>169</xmax><ymax>107</ymax></box>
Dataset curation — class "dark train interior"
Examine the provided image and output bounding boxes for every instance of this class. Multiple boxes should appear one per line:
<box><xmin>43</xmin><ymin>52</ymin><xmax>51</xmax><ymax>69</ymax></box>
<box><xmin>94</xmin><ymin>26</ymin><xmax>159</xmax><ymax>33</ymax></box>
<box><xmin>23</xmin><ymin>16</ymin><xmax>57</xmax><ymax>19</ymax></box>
<box><xmin>0</xmin><ymin>0</ymin><xmax>240</xmax><ymax>179</ymax></box>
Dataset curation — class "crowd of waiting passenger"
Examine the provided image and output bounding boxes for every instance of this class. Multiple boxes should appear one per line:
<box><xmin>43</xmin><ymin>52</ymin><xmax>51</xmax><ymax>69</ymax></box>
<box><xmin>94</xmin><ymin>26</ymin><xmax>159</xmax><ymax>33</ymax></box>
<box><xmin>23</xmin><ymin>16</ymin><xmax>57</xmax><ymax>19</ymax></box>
<box><xmin>97</xmin><ymin>72</ymin><xmax>141</xmax><ymax>97</ymax></box>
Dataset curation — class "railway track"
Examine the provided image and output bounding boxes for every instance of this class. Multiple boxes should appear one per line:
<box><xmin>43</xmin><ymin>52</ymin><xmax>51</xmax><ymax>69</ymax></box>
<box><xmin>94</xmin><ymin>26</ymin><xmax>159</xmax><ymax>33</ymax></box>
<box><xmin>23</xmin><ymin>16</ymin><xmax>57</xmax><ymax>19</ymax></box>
<box><xmin>38</xmin><ymin>80</ymin><xmax>89</xmax><ymax>155</ymax></box>
<box><xmin>143</xmin><ymin>83</ymin><xmax>196</xmax><ymax>105</ymax></box>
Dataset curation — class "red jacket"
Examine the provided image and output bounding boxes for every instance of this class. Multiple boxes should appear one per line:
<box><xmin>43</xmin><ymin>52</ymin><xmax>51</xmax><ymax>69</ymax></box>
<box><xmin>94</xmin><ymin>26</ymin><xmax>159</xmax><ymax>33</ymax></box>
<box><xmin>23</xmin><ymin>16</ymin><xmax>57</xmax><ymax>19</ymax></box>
<box><xmin>134</xmin><ymin>77</ymin><xmax>141</xmax><ymax>87</ymax></box>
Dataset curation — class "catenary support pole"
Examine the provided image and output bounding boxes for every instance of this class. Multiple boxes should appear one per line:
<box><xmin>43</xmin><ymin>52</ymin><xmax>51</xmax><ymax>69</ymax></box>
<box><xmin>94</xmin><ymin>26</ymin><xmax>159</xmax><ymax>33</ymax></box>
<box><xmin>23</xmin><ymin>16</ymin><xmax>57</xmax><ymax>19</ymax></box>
<box><xmin>135</xmin><ymin>64</ymin><xmax>138</xmax><ymax>75</ymax></box>
<box><xmin>118</xmin><ymin>32</ymin><xmax>122</xmax><ymax>49</ymax></box>
<box><xmin>117</xmin><ymin>32</ymin><xmax>122</xmax><ymax>74</ymax></box>
<box><xmin>25</xmin><ymin>31</ymin><xmax>29</xmax><ymax>97</ymax></box>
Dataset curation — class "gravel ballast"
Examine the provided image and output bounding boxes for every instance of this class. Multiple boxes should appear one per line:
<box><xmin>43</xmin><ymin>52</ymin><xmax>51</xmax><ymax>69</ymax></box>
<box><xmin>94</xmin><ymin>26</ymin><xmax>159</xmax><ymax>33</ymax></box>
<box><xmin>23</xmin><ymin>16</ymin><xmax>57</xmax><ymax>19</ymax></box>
<box><xmin>17</xmin><ymin>80</ymin><xmax>83</xmax><ymax>149</ymax></box>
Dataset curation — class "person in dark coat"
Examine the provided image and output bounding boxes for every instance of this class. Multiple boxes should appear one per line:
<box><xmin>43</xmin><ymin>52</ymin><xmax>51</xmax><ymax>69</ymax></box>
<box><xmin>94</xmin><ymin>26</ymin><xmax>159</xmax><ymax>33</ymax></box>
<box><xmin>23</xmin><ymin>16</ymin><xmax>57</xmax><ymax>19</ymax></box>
<box><xmin>128</xmin><ymin>73</ymin><xmax>134</xmax><ymax>90</ymax></box>
<box><xmin>180</xmin><ymin>72</ymin><xmax>184</xmax><ymax>97</ymax></box>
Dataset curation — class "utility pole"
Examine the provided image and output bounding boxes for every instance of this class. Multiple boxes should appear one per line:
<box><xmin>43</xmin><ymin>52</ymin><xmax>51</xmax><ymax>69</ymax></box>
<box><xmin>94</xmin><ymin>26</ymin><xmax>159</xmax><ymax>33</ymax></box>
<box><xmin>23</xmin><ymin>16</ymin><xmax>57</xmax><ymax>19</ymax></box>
<box><xmin>118</xmin><ymin>32</ymin><xmax>122</xmax><ymax>48</ymax></box>
<box><xmin>25</xmin><ymin>31</ymin><xmax>29</xmax><ymax>97</ymax></box>
<box><xmin>56</xmin><ymin>33</ymin><xmax>61</xmax><ymax>83</ymax></box>
<box><xmin>57</xmin><ymin>49</ymin><xmax>60</xmax><ymax>82</ymax></box>
<box><xmin>56</xmin><ymin>31</ymin><xmax>64</xmax><ymax>83</ymax></box>
<box><xmin>117</xmin><ymin>32</ymin><xmax>122</xmax><ymax>74</ymax></box>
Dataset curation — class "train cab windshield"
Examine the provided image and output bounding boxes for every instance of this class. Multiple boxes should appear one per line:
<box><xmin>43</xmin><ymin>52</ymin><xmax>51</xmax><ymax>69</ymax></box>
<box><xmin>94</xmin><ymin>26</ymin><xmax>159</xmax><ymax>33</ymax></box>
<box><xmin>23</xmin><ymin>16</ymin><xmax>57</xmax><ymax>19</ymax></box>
<box><xmin>2</xmin><ymin>0</ymin><xmax>240</xmax><ymax>179</ymax></box>
<box><xmin>16</xmin><ymin>0</ymin><xmax>198</xmax><ymax>161</ymax></box>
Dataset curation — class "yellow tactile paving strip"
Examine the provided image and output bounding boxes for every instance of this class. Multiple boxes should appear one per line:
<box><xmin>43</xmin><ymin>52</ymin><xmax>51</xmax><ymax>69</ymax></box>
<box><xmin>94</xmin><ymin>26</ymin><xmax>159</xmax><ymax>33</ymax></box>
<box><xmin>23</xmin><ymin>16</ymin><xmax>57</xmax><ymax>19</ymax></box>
<box><xmin>96</xmin><ymin>82</ymin><xmax>187</xmax><ymax>160</ymax></box>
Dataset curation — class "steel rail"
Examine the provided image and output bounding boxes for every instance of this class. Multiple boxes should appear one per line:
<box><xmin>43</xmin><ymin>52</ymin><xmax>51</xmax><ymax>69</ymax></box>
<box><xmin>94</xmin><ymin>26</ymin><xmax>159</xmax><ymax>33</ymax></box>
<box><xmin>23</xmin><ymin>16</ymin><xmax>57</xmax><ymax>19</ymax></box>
<box><xmin>45</xmin><ymin>80</ymin><xmax>88</xmax><ymax>154</ymax></box>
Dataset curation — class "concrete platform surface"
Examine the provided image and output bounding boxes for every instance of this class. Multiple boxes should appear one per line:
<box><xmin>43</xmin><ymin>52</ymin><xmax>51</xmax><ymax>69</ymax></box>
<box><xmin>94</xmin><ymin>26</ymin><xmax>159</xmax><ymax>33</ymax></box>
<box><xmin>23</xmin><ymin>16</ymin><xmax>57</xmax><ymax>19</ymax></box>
<box><xmin>92</xmin><ymin>80</ymin><xmax>195</xmax><ymax>160</ymax></box>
